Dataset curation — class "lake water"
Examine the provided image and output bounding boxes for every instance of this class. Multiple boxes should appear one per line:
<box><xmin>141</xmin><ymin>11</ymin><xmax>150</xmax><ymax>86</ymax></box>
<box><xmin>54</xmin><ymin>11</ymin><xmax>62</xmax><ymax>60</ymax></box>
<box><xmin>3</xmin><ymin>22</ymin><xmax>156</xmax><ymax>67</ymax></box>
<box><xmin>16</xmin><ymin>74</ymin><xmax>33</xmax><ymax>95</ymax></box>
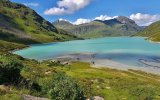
<box><xmin>14</xmin><ymin>37</ymin><xmax>160</xmax><ymax>68</ymax></box>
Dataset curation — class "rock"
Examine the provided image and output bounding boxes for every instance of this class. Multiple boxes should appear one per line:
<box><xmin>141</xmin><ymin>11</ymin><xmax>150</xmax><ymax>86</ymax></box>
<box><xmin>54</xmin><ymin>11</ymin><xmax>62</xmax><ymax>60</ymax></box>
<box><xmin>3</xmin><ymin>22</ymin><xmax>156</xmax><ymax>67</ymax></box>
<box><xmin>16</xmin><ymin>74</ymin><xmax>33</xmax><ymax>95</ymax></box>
<box><xmin>105</xmin><ymin>86</ymin><xmax>111</xmax><ymax>89</ymax></box>
<box><xmin>96</xmin><ymin>86</ymin><xmax>100</xmax><ymax>88</ymax></box>
<box><xmin>45</xmin><ymin>71</ymin><xmax>52</xmax><ymax>75</ymax></box>
<box><xmin>89</xmin><ymin>96</ymin><xmax>104</xmax><ymax>100</ymax></box>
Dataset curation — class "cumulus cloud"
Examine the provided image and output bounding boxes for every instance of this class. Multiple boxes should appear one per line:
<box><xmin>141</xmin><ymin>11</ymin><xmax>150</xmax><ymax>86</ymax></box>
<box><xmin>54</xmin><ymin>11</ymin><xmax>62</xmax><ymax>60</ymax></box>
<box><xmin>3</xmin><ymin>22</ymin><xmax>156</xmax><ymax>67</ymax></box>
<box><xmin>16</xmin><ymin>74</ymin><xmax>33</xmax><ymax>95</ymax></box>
<box><xmin>58</xmin><ymin>18</ymin><xmax>69</xmax><ymax>22</ymax></box>
<box><xmin>73</xmin><ymin>18</ymin><xmax>91</xmax><ymax>25</ymax></box>
<box><xmin>95</xmin><ymin>15</ymin><xmax>117</xmax><ymax>21</ymax></box>
<box><xmin>58</xmin><ymin>18</ymin><xmax>72</xmax><ymax>23</ymax></box>
<box><xmin>61</xmin><ymin>15</ymin><xmax>116</xmax><ymax>25</ymax></box>
<box><xmin>130</xmin><ymin>13</ymin><xmax>160</xmax><ymax>26</ymax></box>
<box><xmin>72</xmin><ymin>15</ymin><xmax>116</xmax><ymax>25</ymax></box>
<box><xmin>57</xmin><ymin>14</ymin><xmax>160</xmax><ymax>26</ymax></box>
<box><xmin>44</xmin><ymin>0</ymin><xmax>92</xmax><ymax>15</ymax></box>
<box><xmin>23</xmin><ymin>3</ymin><xmax>39</xmax><ymax>7</ymax></box>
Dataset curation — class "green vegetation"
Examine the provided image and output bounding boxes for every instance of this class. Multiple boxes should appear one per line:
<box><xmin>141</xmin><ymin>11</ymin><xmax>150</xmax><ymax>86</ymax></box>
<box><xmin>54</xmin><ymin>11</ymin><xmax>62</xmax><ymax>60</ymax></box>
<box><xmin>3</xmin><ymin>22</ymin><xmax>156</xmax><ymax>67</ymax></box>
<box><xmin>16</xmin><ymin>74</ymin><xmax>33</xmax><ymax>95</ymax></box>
<box><xmin>136</xmin><ymin>20</ymin><xmax>160</xmax><ymax>41</ymax></box>
<box><xmin>43</xmin><ymin>72</ymin><xmax>84</xmax><ymax>100</ymax></box>
<box><xmin>0</xmin><ymin>51</ymin><xmax>85</xmax><ymax>99</ymax></box>
<box><xmin>0</xmin><ymin>35</ymin><xmax>160</xmax><ymax>100</ymax></box>
<box><xmin>130</xmin><ymin>86</ymin><xmax>155</xmax><ymax>100</ymax></box>
<box><xmin>0</xmin><ymin>0</ymin><xmax>77</xmax><ymax>44</ymax></box>
<box><xmin>0</xmin><ymin>1</ymin><xmax>81</xmax><ymax>99</ymax></box>
<box><xmin>0</xmin><ymin>45</ymin><xmax>160</xmax><ymax>100</ymax></box>
<box><xmin>53</xmin><ymin>62</ymin><xmax>160</xmax><ymax>100</ymax></box>
<box><xmin>0</xmin><ymin>1</ymin><xmax>160</xmax><ymax>100</ymax></box>
<box><xmin>0</xmin><ymin>55</ymin><xmax>23</xmax><ymax>84</ymax></box>
<box><xmin>0</xmin><ymin>40</ymin><xmax>26</xmax><ymax>52</ymax></box>
<box><xmin>53</xmin><ymin>16</ymin><xmax>142</xmax><ymax>39</ymax></box>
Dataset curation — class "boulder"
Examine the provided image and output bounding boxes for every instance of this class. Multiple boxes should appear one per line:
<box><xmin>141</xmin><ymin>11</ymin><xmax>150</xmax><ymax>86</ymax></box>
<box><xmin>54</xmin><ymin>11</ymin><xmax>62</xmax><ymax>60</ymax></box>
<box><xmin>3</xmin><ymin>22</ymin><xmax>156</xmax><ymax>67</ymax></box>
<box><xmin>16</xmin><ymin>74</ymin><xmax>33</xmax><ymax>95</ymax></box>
<box><xmin>89</xmin><ymin>96</ymin><xmax>104</xmax><ymax>100</ymax></box>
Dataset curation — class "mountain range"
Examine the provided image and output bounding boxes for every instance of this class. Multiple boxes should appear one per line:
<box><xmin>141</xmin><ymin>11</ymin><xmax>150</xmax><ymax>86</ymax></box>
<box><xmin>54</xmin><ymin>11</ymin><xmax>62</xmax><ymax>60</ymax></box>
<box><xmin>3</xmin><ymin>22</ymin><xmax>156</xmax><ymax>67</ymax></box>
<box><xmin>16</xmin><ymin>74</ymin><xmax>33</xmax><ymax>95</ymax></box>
<box><xmin>53</xmin><ymin>16</ymin><xmax>143</xmax><ymax>38</ymax></box>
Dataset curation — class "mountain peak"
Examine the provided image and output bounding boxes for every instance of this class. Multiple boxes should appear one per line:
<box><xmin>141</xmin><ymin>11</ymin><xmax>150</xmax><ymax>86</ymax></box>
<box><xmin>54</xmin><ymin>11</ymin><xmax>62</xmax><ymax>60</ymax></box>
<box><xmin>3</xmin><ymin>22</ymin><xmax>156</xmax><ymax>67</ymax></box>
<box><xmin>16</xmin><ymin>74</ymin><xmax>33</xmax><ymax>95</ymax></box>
<box><xmin>57</xmin><ymin>19</ymin><xmax>72</xmax><ymax>24</ymax></box>
<box><xmin>53</xmin><ymin>20</ymin><xmax>73</xmax><ymax>29</ymax></box>
<box><xmin>116</xmin><ymin>16</ymin><xmax>136</xmax><ymax>24</ymax></box>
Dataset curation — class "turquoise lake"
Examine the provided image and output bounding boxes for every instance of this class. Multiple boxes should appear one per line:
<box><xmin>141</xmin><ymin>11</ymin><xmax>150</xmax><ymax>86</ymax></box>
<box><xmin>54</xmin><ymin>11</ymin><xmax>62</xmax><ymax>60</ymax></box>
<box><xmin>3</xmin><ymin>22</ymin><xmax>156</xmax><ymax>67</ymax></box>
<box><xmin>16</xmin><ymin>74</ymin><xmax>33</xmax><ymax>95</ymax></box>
<box><xmin>14</xmin><ymin>37</ymin><xmax>160</xmax><ymax>68</ymax></box>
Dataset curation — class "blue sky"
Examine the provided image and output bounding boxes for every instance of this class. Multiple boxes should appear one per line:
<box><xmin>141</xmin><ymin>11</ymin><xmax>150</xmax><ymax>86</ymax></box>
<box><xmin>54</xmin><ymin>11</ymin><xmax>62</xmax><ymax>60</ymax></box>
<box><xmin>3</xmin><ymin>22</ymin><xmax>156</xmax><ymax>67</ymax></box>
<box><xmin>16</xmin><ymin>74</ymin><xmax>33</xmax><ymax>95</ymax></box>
<box><xmin>10</xmin><ymin>0</ymin><xmax>160</xmax><ymax>26</ymax></box>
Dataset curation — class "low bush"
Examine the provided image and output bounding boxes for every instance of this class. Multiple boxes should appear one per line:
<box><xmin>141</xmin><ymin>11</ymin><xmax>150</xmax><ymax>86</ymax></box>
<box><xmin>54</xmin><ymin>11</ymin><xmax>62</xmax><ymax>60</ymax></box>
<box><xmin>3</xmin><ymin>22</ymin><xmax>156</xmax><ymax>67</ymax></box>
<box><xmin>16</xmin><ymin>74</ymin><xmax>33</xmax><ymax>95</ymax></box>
<box><xmin>0</xmin><ymin>55</ymin><xmax>23</xmax><ymax>84</ymax></box>
<box><xmin>43</xmin><ymin>72</ymin><xmax>85</xmax><ymax>100</ymax></box>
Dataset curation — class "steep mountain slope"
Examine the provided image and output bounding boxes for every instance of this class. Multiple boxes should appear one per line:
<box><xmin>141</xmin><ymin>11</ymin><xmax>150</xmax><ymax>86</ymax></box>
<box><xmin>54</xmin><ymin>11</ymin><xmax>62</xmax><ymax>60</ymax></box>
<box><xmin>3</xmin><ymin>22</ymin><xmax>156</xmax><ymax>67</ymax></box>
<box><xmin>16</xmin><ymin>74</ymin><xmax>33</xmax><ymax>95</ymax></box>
<box><xmin>136</xmin><ymin>20</ymin><xmax>160</xmax><ymax>41</ymax></box>
<box><xmin>53</xmin><ymin>16</ymin><xmax>142</xmax><ymax>38</ymax></box>
<box><xmin>0</xmin><ymin>0</ymin><xmax>76</xmax><ymax>44</ymax></box>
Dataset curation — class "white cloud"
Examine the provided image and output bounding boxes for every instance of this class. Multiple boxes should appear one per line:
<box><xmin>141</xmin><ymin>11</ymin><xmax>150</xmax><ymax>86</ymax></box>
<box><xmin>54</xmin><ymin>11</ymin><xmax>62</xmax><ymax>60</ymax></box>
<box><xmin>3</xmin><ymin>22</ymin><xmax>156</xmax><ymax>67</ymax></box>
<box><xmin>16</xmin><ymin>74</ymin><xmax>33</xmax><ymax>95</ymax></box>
<box><xmin>58</xmin><ymin>18</ymin><xmax>72</xmax><ymax>23</ymax></box>
<box><xmin>130</xmin><ymin>13</ymin><xmax>160</xmax><ymax>26</ymax></box>
<box><xmin>57</xmin><ymin>14</ymin><xmax>160</xmax><ymax>26</ymax></box>
<box><xmin>23</xmin><ymin>3</ymin><xmax>39</xmax><ymax>7</ymax></box>
<box><xmin>44</xmin><ymin>0</ymin><xmax>92</xmax><ymax>15</ymax></box>
<box><xmin>58</xmin><ymin>18</ymin><xmax>69</xmax><ymax>22</ymax></box>
<box><xmin>95</xmin><ymin>15</ymin><xmax>117</xmax><ymax>21</ymax></box>
<box><xmin>72</xmin><ymin>15</ymin><xmax>116</xmax><ymax>25</ymax></box>
<box><xmin>73</xmin><ymin>18</ymin><xmax>91</xmax><ymax>25</ymax></box>
<box><xmin>60</xmin><ymin>15</ymin><xmax>116</xmax><ymax>25</ymax></box>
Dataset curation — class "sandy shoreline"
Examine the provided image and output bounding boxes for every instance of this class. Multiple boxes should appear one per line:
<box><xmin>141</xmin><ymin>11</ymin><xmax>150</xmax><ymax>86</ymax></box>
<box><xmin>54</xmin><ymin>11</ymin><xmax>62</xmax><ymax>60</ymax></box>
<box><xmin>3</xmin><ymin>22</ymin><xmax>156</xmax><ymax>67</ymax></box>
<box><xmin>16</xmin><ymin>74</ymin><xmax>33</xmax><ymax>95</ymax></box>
<box><xmin>52</xmin><ymin>53</ymin><xmax>160</xmax><ymax>75</ymax></box>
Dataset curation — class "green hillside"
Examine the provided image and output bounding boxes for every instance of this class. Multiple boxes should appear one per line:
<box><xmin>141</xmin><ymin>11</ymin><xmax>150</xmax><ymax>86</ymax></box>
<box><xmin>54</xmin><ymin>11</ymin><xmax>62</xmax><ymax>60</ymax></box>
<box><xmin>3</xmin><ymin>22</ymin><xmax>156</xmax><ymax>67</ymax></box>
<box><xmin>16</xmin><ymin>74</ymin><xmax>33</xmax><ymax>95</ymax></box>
<box><xmin>0</xmin><ymin>0</ymin><xmax>76</xmax><ymax>44</ymax></box>
<box><xmin>136</xmin><ymin>21</ymin><xmax>160</xmax><ymax>42</ymax></box>
<box><xmin>53</xmin><ymin>16</ymin><xmax>142</xmax><ymax>39</ymax></box>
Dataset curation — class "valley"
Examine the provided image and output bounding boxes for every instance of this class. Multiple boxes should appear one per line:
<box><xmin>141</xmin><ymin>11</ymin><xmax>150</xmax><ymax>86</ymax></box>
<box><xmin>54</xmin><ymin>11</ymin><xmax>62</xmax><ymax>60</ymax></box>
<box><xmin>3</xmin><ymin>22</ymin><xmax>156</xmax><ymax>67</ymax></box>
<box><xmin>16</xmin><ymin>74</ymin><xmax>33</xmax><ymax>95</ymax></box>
<box><xmin>0</xmin><ymin>0</ymin><xmax>160</xmax><ymax>100</ymax></box>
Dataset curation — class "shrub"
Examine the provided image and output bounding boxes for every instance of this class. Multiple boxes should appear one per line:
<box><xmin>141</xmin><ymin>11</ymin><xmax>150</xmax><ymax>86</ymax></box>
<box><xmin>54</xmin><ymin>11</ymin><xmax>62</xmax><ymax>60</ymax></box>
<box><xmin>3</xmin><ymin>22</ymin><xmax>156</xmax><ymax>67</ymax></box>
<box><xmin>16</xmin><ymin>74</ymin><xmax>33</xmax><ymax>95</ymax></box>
<box><xmin>0</xmin><ymin>55</ymin><xmax>23</xmax><ymax>84</ymax></box>
<box><xmin>43</xmin><ymin>72</ymin><xmax>85</xmax><ymax>100</ymax></box>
